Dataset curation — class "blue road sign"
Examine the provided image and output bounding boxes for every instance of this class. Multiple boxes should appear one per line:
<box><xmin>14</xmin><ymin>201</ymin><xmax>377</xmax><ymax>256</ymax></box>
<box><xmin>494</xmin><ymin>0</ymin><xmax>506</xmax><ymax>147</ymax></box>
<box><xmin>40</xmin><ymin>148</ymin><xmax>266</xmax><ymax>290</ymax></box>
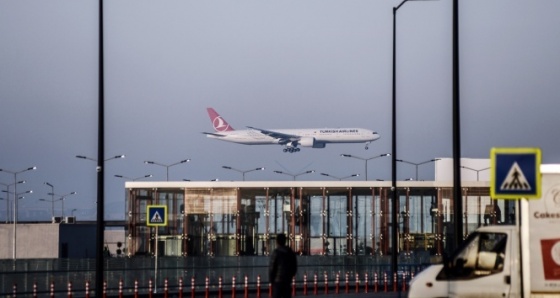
<box><xmin>490</xmin><ymin>147</ymin><xmax>541</xmax><ymax>199</ymax></box>
<box><xmin>147</xmin><ymin>205</ymin><xmax>168</xmax><ymax>226</ymax></box>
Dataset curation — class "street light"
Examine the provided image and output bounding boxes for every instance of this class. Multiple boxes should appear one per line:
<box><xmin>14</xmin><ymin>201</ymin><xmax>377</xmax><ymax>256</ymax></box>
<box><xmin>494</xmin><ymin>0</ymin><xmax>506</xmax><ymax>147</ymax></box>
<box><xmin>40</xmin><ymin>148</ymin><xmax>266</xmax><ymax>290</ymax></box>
<box><xmin>144</xmin><ymin>159</ymin><xmax>191</xmax><ymax>181</ymax></box>
<box><xmin>461</xmin><ymin>166</ymin><xmax>490</xmax><ymax>227</ymax></box>
<box><xmin>396</xmin><ymin>158</ymin><xmax>440</xmax><ymax>181</ymax></box>
<box><xmin>48</xmin><ymin>192</ymin><xmax>77</xmax><ymax>218</ymax></box>
<box><xmin>460</xmin><ymin>166</ymin><xmax>490</xmax><ymax>182</ymax></box>
<box><xmin>273</xmin><ymin>170</ymin><xmax>315</xmax><ymax>181</ymax></box>
<box><xmin>39</xmin><ymin>197</ymin><xmax>63</xmax><ymax>219</ymax></box>
<box><xmin>43</xmin><ymin>182</ymin><xmax>56</xmax><ymax>220</ymax></box>
<box><xmin>340</xmin><ymin>153</ymin><xmax>390</xmax><ymax>181</ymax></box>
<box><xmin>320</xmin><ymin>173</ymin><xmax>360</xmax><ymax>181</ymax></box>
<box><xmin>0</xmin><ymin>166</ymin><xmax>36</xmax><ymax>260</ymax></box>
<box><xmin>0</xmin><ymin>180</ymin><xmax>25</xmax><ymax>223</ymax></box>
<box><xmin>2</xmin><ymin>189</ymin><xmax>32</xmax><ymax>211</ymax></box>
<box><xmin>114</xmin><ymin>174</ymin><xmax>153</xmax><ymax>181</ymax></box>
<box><xmin>391</xmin><ymin>0</ymin><xmax>436</xmax><ymax>275</ymax></box>
<box><xmin>222</xmin><ymin>166</ymin><xmax>265</xmax><ymax>181</ymax></box>
<box><xmin>76</xmin><ymin>154</ymin><xmax>125</xmax><ymax>162</ymax></box>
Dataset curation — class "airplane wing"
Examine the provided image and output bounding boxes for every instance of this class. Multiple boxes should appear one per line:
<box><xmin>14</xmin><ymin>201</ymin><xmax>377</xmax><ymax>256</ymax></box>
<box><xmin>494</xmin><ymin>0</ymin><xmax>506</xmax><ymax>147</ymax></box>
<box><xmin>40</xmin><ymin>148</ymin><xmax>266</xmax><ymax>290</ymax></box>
<box><xmin>246</xmin><ymin>126</ymin><xmax>301</xmax><ymax>143</ymax></box>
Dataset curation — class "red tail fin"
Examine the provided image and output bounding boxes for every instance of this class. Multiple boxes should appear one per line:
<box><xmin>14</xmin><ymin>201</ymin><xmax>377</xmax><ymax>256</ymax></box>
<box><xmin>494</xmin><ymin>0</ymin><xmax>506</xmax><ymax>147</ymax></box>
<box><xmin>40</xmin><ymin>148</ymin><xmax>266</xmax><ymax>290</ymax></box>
<box><xmin>207</xmin><ymin>108</ymin><xmax>234</xmax><ymax>132</ymax></box>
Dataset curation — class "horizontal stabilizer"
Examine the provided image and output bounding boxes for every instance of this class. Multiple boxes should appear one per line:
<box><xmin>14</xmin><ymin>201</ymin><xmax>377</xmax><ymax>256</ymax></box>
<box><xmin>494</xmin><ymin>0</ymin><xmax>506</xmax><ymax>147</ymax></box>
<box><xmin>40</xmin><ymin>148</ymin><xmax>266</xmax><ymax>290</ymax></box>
<box><xmin>203</xmin><ymin>132</ymin><xmax>226</xmax><ymax>137</ymax></box>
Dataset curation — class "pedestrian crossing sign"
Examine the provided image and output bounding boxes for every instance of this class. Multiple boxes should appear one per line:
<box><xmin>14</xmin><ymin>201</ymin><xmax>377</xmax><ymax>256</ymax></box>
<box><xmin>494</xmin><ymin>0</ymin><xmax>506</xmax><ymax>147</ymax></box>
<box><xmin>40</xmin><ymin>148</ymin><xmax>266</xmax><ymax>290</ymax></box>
<box><xmin>491</xmin><ymin>147</ymin><xmax>541</xmax><ymax>199</ymax></box>
<box><xmin>147</xmin><ymin>205</ymin><xmax>168</xmax><ymax>226</ymax></box>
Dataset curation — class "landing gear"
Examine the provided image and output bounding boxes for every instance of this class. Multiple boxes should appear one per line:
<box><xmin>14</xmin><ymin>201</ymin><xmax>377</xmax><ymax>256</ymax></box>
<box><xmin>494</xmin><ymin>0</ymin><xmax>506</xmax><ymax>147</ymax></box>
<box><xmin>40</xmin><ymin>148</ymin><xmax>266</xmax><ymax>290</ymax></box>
<box><xmin>365</xmin><ymin>142</ymin><xmax>370</xmax><ymax>150</ymax></box>
<box><xmin>283</xmin><ymin>147</ymin><xmax>300</xmax><ymax>153</ymax></box>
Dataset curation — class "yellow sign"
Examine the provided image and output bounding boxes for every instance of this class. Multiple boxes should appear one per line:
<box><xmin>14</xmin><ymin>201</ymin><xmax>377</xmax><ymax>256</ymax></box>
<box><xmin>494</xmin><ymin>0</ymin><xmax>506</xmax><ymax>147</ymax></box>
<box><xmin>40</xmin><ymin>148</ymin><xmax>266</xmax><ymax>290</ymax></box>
<box><xmin>147</xmin><ymin>205</ymin><xmax>168</xmax><ymax>226</ymax></box>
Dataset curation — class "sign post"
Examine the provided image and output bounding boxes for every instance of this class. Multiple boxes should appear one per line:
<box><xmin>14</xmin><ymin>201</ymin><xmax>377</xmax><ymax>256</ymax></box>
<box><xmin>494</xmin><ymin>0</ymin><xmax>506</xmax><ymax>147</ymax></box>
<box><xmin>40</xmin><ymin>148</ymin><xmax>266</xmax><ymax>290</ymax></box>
<box><xmin>147</xmin><ymin>205</ymin><xmax>168</xmax><ymax>293</ymax></box>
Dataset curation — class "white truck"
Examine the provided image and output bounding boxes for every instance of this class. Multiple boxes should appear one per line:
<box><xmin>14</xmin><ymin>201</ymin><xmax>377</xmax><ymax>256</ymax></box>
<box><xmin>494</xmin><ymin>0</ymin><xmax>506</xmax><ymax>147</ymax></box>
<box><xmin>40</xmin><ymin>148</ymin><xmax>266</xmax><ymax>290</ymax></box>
<box><xmin>408</xmin><ymin>165</ymin><xmax>560</xmax><ymax>298</ymax></box>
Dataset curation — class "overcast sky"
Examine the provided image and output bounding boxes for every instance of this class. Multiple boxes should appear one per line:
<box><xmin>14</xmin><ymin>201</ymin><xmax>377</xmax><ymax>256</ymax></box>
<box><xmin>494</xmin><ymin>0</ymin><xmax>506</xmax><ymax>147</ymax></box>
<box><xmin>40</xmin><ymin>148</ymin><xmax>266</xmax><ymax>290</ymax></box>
<box><xmin>1</xmin><ymin>0</ymin><xmax>559</xmax><ymax>221</ymax></box>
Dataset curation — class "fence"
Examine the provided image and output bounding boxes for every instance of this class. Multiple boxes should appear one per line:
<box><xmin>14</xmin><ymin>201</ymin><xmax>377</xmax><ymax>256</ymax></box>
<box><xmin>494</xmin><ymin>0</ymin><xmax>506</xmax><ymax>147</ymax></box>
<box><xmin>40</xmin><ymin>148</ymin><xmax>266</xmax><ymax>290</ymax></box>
<box><xmin>0</xmin><ymin>255</ymin><xmax>432</xmax><ymax>297</ymax></box>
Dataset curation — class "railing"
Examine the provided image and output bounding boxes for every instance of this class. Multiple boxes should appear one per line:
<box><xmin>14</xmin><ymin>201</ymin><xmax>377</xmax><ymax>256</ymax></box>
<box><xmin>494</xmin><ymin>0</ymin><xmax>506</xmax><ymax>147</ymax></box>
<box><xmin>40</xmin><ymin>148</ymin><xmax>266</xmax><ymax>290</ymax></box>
<box><xmin>0</xmin><ymin>255</ymin><xmax>433</xmax><ymax>297</ymax></box>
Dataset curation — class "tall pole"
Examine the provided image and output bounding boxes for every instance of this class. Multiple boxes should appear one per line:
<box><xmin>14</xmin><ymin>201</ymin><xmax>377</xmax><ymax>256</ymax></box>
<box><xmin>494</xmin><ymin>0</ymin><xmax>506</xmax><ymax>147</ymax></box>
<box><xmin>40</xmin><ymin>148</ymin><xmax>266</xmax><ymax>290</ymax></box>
<box><xmin>3</xmin><ymin>185</ymin><xmax>7</xmax><ymax>223</ymax></box>
<box><xmin>44</xmin><ymin>183</ymin><xmax>54</xmax><ymax>219</ymax></box>
<box><xmin>145</xmin><ymin>159</ymin><xmax>191</xmax><ymax>181</ymax></box>
<box><xmin>452</xmin><ymin>0</ymin><xmax>463</xmax><ymax>251</ymax></box>
<box><xmin>96</xmin><ymin>0</ymin><xmax>105</xmax><ymax>296</ymax></box>
<box><xmin>391</xmin><ymin>1</ymin><xmax>402</xmax><ymax>277</ymax></box>
<box><xmin>13</xmin><ymin>172</ymin><xmax>17</xmax><ymax>260</ymax></box>
<box><xmin>0</xmin><ymin>167</ymin><xmax>36</xmax><ymax>260</ymax></box>
<box><xmin>340</xmin><ymin>154</ymin><xmax>389</xmax><ymax>181</ymax></box>
<box><xmin>365</xmin><ymin>160</ymin><xmax>369</xmax><ymax>181</ymax></box>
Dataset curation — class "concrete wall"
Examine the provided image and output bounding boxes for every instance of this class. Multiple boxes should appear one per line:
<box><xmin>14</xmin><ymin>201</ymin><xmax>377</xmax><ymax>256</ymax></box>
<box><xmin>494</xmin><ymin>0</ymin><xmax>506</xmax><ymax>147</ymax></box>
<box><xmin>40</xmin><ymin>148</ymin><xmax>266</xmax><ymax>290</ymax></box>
<box><xmin>0</xmin><ymin>223</ymin><xmax>59</xmax><ymax>259</ymax></box>
<box><xmin>0</xmin><ymin>223</ymin><xmax>97</xmax><ymax>259</ymax></box>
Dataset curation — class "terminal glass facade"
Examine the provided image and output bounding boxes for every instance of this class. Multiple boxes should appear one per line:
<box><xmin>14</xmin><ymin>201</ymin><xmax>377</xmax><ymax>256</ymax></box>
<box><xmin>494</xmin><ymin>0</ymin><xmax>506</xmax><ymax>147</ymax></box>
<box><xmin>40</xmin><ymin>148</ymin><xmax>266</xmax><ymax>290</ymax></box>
<box><xmin>125</xmin><ymin>182</ymin><xmax>499</xmax><ymax>258</ymax></box>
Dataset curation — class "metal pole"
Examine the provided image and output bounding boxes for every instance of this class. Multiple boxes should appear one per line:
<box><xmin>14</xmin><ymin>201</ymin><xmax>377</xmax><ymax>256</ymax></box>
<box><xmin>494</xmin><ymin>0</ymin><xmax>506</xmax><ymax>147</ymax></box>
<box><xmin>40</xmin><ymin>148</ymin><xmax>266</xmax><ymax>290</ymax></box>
<box><xmin>365</xmin><ymin>160</ymin><xmax>368</xmax><ymax>181</ymax></box>
<box><xmin>96</xmin><ymin>0</ymin><xmax>105</xmax><ymax>296</ymax></box>
<box><xmin>452</xmin><ymin>0</ymin><xmax>463</xmax><ymax>251</ymax></box>
<box><xmin>391</xmin><ymin>3</ymin><xmax>399</xmax><ymax>277</ymax></box>
<box><xmin>13</xmin><ymin>173</ymin><xmax>17</xmax><ymax>260</ymax></box>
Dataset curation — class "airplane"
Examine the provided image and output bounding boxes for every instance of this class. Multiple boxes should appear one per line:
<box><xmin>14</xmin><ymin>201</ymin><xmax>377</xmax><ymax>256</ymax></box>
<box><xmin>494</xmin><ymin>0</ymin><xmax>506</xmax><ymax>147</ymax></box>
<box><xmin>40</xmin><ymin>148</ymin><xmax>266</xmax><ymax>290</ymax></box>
<box><xmin>203</xmin><ymin>108</ymin><xmax>380</xmax><ymax>153</ymax></box>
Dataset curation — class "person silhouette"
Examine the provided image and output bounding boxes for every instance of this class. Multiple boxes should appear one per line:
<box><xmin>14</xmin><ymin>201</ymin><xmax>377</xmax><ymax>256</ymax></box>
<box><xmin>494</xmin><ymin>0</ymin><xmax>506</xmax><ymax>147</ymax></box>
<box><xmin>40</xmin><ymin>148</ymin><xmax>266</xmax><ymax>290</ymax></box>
<box><xmin>269</xmin><ymin>234</ymin><xmax>297</xmax><ymax>298</ymax></box>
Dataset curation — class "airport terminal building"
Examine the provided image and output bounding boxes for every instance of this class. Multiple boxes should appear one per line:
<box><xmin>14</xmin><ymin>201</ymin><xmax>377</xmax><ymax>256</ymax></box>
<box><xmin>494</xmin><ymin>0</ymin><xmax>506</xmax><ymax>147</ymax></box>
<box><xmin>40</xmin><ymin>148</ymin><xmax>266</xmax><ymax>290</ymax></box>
<box><xmin>125</xmin><ymin>179</ymin><xmax>508</xmax><ymax>258</ymax></box>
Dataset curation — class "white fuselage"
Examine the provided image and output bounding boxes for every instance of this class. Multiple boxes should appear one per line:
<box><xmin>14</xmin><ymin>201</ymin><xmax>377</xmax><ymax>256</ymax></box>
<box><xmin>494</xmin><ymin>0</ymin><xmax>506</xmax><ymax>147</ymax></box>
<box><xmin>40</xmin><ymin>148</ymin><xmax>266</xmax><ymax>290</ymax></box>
<box><xmin>206</xmin><ymin>128</ymin><xmax>379</xmax><ymax>145</ymax></box>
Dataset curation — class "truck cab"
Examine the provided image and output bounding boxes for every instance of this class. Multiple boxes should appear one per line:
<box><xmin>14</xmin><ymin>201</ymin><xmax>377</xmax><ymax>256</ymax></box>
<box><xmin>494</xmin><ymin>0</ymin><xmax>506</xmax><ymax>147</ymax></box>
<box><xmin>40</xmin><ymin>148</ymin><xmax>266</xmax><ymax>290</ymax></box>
<box><xmin>408</xmin><ymin>225</ymin><xmax>520</xmax><ymax>298</ymax></box>
<box><xmin>409</xmin><ymin>165</ymin><xmax>560</xmax><ymax>298</ymax></box>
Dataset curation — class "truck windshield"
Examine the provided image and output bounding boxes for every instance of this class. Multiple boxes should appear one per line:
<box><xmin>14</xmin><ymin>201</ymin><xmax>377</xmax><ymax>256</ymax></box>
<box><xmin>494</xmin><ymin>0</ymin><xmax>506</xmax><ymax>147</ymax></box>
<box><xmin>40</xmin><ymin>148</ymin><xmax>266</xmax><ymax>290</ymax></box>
<box><xmin>437</xmin><ymin>232</ymin><xmax>507</xmax><ymax>280</ymax></box>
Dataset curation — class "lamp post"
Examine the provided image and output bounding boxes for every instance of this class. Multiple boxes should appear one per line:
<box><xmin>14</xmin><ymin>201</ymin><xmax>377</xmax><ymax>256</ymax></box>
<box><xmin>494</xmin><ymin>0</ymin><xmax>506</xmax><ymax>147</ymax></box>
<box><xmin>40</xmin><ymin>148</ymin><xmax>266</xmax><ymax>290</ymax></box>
<box><xmin>39</xmin><ymin>197</ymin><xmax>62</xmax><ymax>220</ymax></box>
<box><xmin>461</xmin><ymin>166</ymin><xmax>490</xmax><ymax>227</ymax></box>
<box><xmin>391</xmin><ymin>0</ymin><xmax>437</xmax><ymax>276</ymax></box>
<box><xmin>396</xmin><ymin>158</ymin><xmax>440</xmax><ymax>181</ymax></box>
<box><xmin>71</xmin><ymin>209</ymin><xmax>77</xmax><ymax>216</ymax></box>
<box><xmin>96</xmin><ymin>1</ymin><xmax>106</xmax><ymax>295</ymax></box>
<box><xmin>48</xmin><ymin>192</ymin><xmax>77</xmax><ymax>219</ymax></box>
<box><xmin>0</xmin><ymin>166</ymin><xmax>36</xmax><ymax>260</ymax></box>
<box><xmin>340</xmin><ymin>153</ymin><xmax>390</xmax><ymax>181</ymax></box>
<box><xmin>114</xmin><ymin>174</ymin><xmax>153</xmax><ymax>181</ymax></box>
<box><xmin>320</xmin><ymin>173</ymin><xmax>360</xmax><ymax>181</ymax></box>
<box><xmin>76</xmin><ymin>153</ymin><xmax>124</xmax><ymax>273</ymax></box>
<box><xmin>273</xmin><ymin>170</ymin><xmax>315</xmax><ymax>181</ymax></box>
<box><xmin>76</xmin><ymin>154</ymin><xmax>125</xmax><ymax>163</ymax></box>
<box><xmin>144</xmin><ymin>159</ymin><xmax>191</xmax><ymax>181</ymax></box>
<box><xmin>44</xmin><ymin>182</ymin><xmax>55</xmax><ymax>220</ymax></box>
<box><xmin>460</xmin><ymin>166</ymin><xmax>489</xmax><ymax>182</ymax></box>
<box><xmin>222</xmin><ymin>166</ymin><xmax>265</xmax><ymax>181</ymax></box>
<box><xmin>3</xmin><ymin>189</ymin><xmax>32</xmax><ymax>260</ymax></box>
<box><xmin>0</xmin><ymin>180</ymin><xmax>25</xmax><ymax>223</ymax></box>
<box><xmin>39</xmin><ymin>197</ymin><xmax>63</xmax><ymax>220</ymax></box>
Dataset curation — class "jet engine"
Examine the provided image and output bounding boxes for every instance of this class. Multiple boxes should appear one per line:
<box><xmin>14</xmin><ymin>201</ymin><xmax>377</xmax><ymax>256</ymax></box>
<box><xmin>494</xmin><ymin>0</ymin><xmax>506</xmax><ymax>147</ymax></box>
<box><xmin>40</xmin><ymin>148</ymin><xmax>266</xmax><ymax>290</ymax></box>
<box><xmin>299</xmin><ymin>137</ymin><xmax>326</xmax><ymax>148</ymax></box>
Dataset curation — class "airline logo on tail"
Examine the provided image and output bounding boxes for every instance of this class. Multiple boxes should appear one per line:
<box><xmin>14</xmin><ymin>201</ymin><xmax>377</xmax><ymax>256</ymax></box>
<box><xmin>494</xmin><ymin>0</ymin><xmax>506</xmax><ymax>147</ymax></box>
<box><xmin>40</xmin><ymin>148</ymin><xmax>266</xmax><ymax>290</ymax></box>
<box><xmin>207</xmin><ymin>108</ymin><xmax>234</xmax><ymax>132</ymax></box>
